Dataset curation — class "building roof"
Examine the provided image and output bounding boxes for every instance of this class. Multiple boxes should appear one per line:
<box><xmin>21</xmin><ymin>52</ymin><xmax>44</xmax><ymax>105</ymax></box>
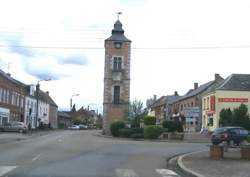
<box><xmin>216</xmin><ymin>74</ymin><xmax>250</xmax><ymax>91</ymax></box>
<box><xmin>58</xmin><ymin>111</ymin><xmax>71</xmax><ymax>118</ymax></box>
<box><xmin>150</xmin><ymin>96</ymin><xmax>166</xmax><ymax>108</ymax></box>
<box><xmin>166</xmin><ymin>95</ymin><xmax>182</xmax><ymax>104</ymax></box>
<box><xmin>0</xmin><ymin>69</ymin><xmax>27</xmax><ymax>87</ymax></box>
<box><xmin>175</xmin><ymin>81</ymin><xmax>215</xmax><ymax>102</ymax></box>
<box><xmin>38</xmin><ymin>90</ymin><xmax>58</xmax><ymax>107</ymax></box>
<box><xmin>105</xmin><ymin>20</ymin><xmax>131</xmax><ymax>42</ymax></box>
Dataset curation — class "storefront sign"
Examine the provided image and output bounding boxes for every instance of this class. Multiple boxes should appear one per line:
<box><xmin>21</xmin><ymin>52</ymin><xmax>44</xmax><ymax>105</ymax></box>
<box><xmin>218</xmin><ymin>98</ymin><xmax>248</xmax><ymax>103</ymax></box>
<box><xmin>210</xmin><ymin>96</ymin><xmax>215</xmax><ymax>111</ymax></box>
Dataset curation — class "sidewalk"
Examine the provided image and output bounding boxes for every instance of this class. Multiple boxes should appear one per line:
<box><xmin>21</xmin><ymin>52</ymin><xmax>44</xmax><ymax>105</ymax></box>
<box><xmin>178</xmin><ymin>149</ymin><xmax>250</xmax><ymax>177</ymax></box>
<box><xmin>0</xmin><ymin>130</ymin><xmax>55</xmax><ymax>144</ymax></box>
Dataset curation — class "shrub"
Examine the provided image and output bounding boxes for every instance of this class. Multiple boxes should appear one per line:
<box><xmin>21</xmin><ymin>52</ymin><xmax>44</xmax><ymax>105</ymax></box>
<box><xmin>131</xmin><ymin>128</ymin><xmax>144</xmax><ymax>134</ymax></box>
<box><xmin>162</xmin><ymin>121</ymin><xmax>183</xmax><ymax>132</ymax></box>
<box><xmin>144</xmin><ymin>125</ymin><xmax>163</xmax><ymax>139</ymax></box>
<box><xmin>110</xmin><ymin>121</ymin><xmax>125</xmax><ymax>137</ymax></box>
<box><xmin>58</xmin><ymin>123</ymin><xmax>65</xmax><ymax>129</ymax></box>
<box><xmin>144</xmin><ymin>116</ymin><xmax>156</xmax><ymax>125</ymax></box>
<box><xmin>119</xmin><ymin>128</ymin><xmax>134</xmax><ymax>138</ymax></box>
<box><xmin>130</xmin><ymin>133</ymin><xmax>144</xmax><ymax>139</ymax></box>
<box><xmin>247</xmin><ymin>136</ymin><xmax>250</xmax><ymax>143</ymax></box>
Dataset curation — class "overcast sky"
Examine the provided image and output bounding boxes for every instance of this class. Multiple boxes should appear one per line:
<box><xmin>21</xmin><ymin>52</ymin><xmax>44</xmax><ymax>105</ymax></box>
<box><xmin>0</xmin><ymin>0</ymin><xmax>250</xmax><ymax>112</ymax></box>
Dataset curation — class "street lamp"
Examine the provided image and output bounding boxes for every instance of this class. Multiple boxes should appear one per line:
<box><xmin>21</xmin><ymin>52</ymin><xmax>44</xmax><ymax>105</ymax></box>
<box><xmin>35</xmin><ymin>78</ymin><xmax>51</xmax><ymax>129</ymax></box>
<box><xmin>70</xmin><ymin>94</ymin><xmax>79</xmax><ymax>110</ymax></box>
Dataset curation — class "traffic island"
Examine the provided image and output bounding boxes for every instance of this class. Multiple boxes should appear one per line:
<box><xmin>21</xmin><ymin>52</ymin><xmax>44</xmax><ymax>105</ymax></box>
<box><xmin>178</xmin><ymin>149</ymin><xmax>250</xmax><ymax>177</ymax></box>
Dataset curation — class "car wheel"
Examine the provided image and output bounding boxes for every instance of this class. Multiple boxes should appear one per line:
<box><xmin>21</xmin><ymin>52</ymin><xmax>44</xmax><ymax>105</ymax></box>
<box><xmin>18</xmin><ymin>129</ymin><xmax>23</xmax><ymax>133</ymax></box>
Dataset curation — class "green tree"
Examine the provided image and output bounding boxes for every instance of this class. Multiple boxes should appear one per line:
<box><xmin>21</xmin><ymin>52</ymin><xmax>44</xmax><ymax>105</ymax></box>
<box><xmin>219</xmin><ymin>108</ymin><xmax>233</xmax><ymax>126</ymax></box>
<box><xmin>128</xmin><ymin>99</ymin><xmax>144</xmax><ymax>128</ymax></box>
<box><xmin>232</xmin><ymin>104</ymin><xmax>250</xmax><ymax>129</ymax></box>
<box><xmin>144</xmin><ymin>116</ymin><xmax>156</xmax><ymax>125</ymax></box>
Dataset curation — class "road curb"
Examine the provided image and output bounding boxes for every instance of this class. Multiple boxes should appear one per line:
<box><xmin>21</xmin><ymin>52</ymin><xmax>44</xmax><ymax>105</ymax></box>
<box><xmin>177</xmin><ymin>151</ymin><xmax>207</xmax><ymax>177</ymax></box>
<box><xmin>92</xmin><ymin>132</ymin><xmax>210</xmax><ymax>143</ymax></box>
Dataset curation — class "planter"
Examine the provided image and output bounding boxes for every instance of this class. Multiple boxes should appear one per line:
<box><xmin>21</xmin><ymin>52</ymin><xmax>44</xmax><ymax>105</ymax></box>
<box><xmin>241</xmin><ymin>145</ymin><xmax>250</xmax><ymax>160</ymax></box>
<box><xmin>210</xmin><ymin>145</ymin><xmax>223</xmax><ymax>159</ymax></box>
<box><xmin>169</xmin><ymin>133</ymin><xmax>184</xmax><ymax>140</ymax></box>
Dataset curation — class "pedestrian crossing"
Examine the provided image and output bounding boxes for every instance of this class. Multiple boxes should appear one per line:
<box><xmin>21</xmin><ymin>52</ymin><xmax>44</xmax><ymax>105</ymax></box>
<box><xmin>0</xmin><ymin>166</ymin><xmax>17</xmax><ymax>177</ymax></box>
<box><xmin>115</xmin><ymin>168</ymin><xmax>179</xmax><ymax>177</ymax></box>
<box><xmin>0</xmin><ymin>166</ymin><xmax>179</xmax><ymax>177</ymax></box>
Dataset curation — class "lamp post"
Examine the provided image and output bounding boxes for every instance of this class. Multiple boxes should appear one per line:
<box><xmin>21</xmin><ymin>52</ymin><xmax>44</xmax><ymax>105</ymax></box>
<box><xmin>35</xmin><ymin>78</ymin><xmax>51</xmax><ymax>129</ymax></box>
<box><xmin>70</xmin><ymin>94</ymin><xmax>79</xmax><ymax>110</ymax></box>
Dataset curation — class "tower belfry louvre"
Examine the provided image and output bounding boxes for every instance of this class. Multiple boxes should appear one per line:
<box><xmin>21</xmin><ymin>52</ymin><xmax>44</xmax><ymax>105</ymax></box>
<box><xmin>103</xmin><ymin>17</ymin><xmax>131</xmax><ymax>135</ymax></box>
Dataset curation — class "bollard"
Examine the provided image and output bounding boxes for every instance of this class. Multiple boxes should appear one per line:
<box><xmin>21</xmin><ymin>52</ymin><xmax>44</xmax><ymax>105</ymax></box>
<box><xmin>222</xmin><ymin>141</ymin><xmax>228</xmax><ymax>152</ymax></box>
<box><xmin>210</xmin><ymin>145</ymin><xmax>224</xmax><ymax>159</ymax></box>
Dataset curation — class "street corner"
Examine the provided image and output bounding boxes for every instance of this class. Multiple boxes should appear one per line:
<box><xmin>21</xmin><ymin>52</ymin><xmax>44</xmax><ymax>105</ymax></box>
<box><xmin>177</xmin><ymin>151</ymin><xmax>206</xmax><ymax>177</ymax></box>
<box><xmin>177</xmin><ymin>149</ymin><xmax>250</xmax><ymax>177</ymax></box>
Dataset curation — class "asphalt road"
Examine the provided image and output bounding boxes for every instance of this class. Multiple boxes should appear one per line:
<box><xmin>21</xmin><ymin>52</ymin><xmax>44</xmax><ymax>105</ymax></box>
<box><xmin>0</xmin><ymin>130</ymin><xmax>207</xmax><ymax>177</ymax></box>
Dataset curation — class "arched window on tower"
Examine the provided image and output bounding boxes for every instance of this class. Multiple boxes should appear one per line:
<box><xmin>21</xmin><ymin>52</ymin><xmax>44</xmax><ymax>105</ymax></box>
<box><xmin>113</xmin><ymin>86</ymin><xmax>120</xmax><ymax>104</ymax></box>
<box><xmin>113</xmin><ymin>57</ymin><xmax>122</xmax><ymax>71</ymax></box>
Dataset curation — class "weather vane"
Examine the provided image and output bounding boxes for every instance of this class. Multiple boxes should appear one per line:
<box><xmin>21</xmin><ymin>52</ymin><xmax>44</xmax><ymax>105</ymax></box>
<box><xmin>117</xmin><ymin>12</ymin><xmax>122</xmax><ymax>20</ymax></box>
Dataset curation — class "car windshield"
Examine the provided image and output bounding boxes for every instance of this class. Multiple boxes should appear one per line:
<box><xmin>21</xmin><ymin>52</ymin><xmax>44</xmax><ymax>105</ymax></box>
<box><xmin>214</xmin><ymin>128</ymin><xmax>226</xmax><ymax>134</ymax></box>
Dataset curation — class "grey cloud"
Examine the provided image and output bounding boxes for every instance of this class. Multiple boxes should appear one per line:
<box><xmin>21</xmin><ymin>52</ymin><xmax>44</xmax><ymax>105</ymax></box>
<box><xmin>0</xmin><ymin>34</ymin><xmax>34</xmax><ymax>57</ymax></box>
<box><xmin>58</xmin><ymin>55</ymin><xmax>88</xmax><ymax>65</ymax></box>
<box><xmin>25</xmin><ymin>66</ymin><xmax>69</xmax><ymax>80</ymax></box>
<box><xmin>10</xmin><ymin>46</ymin><xmax>34</xmax><ymax>57</ymax></box>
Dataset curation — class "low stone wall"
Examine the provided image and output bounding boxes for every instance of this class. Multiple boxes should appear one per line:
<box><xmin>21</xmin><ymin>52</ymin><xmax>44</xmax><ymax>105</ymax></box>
<box><xmin>161</xmin><ymin>132</ymin><xmax>184</xmax><ymax>140</ymax></box>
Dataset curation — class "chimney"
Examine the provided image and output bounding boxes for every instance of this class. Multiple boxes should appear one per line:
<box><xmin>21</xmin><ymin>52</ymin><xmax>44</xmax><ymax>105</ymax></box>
<box><xmin>6</xmin><ymin>73</ymin><xmax>11</xmax><ymax>77</ymax></box>
<box><xmin>46</xmin><ymin>91</ymin><xmax>49</xmax><ymax>95</ymax></box>
<box><xmin>215</xmin><ymin>73</ymin><xmax>221</xmax><ymax>81</ymax></box>
<box><xmin>153</xmin><ymin>95</ymin><xmax>157</xmax><ymax>101</ymax></box>
<box><xmin>194</xmin><ymin>83</ymin><xmax>198</xmax><ymax>90</ymax></box>
<box><xmin>174</xmin><ymin>91</ymin><xmax>178</xmax><ymax>96</ymax></box>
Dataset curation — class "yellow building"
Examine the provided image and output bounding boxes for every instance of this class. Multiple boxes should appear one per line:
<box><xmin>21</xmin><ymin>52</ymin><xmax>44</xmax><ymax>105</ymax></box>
<box><xmin>202</xmin><ymin>74</ymin><xmax>250</xmax><ymax>132</ymax></box>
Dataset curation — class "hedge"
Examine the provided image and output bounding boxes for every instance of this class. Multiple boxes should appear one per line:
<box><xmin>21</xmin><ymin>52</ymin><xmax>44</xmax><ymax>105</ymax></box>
<box><xmin>110</xmin><ymin>121</ymin><xmax>125</xmax><ymax>137</ymax></box>
<box><xmin>119</xmin><ymin>129</ymin><xmax>134</xmax><ymax>138</ymax></box>
<box><xmin>130</xmin><ymin>133</ymin><xmax>144</xmax><ymax>139</ymax></box>
<box><xmin>144</xmin><ymin>116</ymin><xmax>156</xmax><ymax>125</ymax></box>
<box><xmin>131</xmin><ymin>128</ymin><xmax>144</xmax><ymax>134</ymax></box>
<box><xmin>162</xmin><ymin>121</ymin><xmax>183</xmax><ymax>132</ymax></box>
<box><xmin>247</xmin><ymin>135</ymin><xmax>250</xmax><ymax>143</ymax></box>
<box><xmin>144</xmin><ymin>125</ymin><xmax>163</xmax><ymax>139</ymax></box>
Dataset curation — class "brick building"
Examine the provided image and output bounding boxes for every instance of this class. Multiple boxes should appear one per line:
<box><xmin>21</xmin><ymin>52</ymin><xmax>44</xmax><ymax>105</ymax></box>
<box><xmin>147</xmin><ymin>92</ymin><xmax>181</xmax><ymax>123</ymax></box>
<box><xmin>103</xmin><ymin>19</ymin><xmax>131</xmax><ymax>134</ymax></box>
<box><xmin>172</xmin><ymin>74</ymin><xmax>223</xmax><ymax>131</ymax></box>
<box><xmin>0</xmin><ymin>70</ymin><xmax>26</xmax><ymax>125</ymax></box>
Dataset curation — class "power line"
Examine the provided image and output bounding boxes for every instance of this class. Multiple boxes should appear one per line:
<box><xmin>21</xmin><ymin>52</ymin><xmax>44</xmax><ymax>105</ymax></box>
<box><xmin>0</xmin><ymin>44</ymin><xmax>250</xmax><ymax>50</ymax></box>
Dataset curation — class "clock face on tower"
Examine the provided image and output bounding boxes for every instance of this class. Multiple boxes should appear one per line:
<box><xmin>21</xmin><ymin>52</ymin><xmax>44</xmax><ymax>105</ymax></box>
<box><xmin>114</xmin><ymin>42</ymin><xmax>122</xmax><ymax>49</ymax></box>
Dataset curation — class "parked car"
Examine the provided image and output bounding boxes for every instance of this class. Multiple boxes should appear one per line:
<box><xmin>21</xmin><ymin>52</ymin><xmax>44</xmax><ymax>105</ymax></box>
<box><xmin>0</xmin><ymin>121</ymin><xmax>27</xmax><ymax>133</ymax></box>
<box><xmin>211</xmin><ymin>126</ymin><xmax>249</xmax><ymax>146</ymax></box>
<box><xmin>68</xmin><ymin>125</ymin><xmax>80</xmax><ymax>130</ymax></box>
<box><xmin>78</xmin><ymin>124</ymin><xmax>88</xmax><ymax>130</ymax></box>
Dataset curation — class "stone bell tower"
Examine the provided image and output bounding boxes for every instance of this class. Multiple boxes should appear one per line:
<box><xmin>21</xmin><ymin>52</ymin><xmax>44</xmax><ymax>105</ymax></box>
<box><xmin>103</xmin><ymin>16</ymin><xmax>131</xmax><ymax>135</ymax></box>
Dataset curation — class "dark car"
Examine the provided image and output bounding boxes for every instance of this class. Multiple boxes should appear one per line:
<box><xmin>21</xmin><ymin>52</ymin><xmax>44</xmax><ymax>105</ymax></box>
<box><xmin>0</xmin><ymin>121</ymin><xmax>27</xmax><ymax>133</ymax></box>
<box><xmin>211</xmin><ymin>126</ymin><xmax>249</xmax><ymax>146</ymax></box>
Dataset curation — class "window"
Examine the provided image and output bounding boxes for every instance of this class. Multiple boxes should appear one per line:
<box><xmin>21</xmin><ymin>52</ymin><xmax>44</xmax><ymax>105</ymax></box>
<box><xmin>0</xmin><ymin>88</ymin><xmax>2</xmax><ymax>102</ymax></box>
<box><xmin>113</xmin><ymin>57</ymin><xmax>122</xmax><ymax>71</ymax></box>
<box><xmin>113</xmin><ymin>86</ymin><xmax>120</xmax><ymax>104</ymax></box>
<box><xmin>5</xmin><ymin>90</ymin><xmax>9</xmax><ymax>104</ymax></box>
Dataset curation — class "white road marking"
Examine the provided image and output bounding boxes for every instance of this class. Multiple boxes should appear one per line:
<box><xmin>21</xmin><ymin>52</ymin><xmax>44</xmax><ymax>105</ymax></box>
<box><xmin>115</xmin><ymin>169</ymin><xmax>139</xmax><ymax>177</ymax></box>
<box><xmin>156</xmin><ymin>169</ymin><xmax>179</xmax><ymax>177</ymax></box>
<box><xmin>0</xmin><ymin>166</ymin><xmax>17</xmax><ymax>176</ymax></box>
<box><xmin>32</xmin><ymin>154</ymin><xmax>41</xmax><ymax>162</ymax></box>
<box><xmin>58</xmin><ymin>139</ymin><xmax>62</xmax><ymax>142</ymax></box>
